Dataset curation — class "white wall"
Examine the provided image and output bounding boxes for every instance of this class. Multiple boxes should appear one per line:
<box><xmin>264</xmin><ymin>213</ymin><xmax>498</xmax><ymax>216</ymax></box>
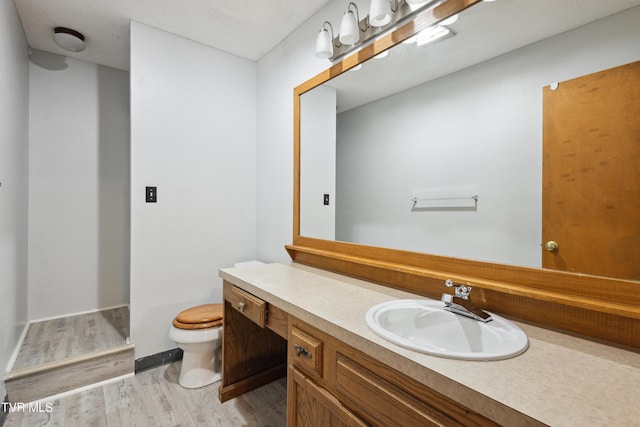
<box><xmin>256</xmin><ymin>0</ymin><xmax>355</xmax><ymax>262</ymax></box>
<box><xmin>130</xmin><ymin>22</ymin><xmax>257</xmax><ymax>358</ymax></box>
<box><xmin>28</xmin><ymin>51</ymin><xmax>130</xmax><ymax>319</ymax></box>
<box><xmin>335</xmin><ymin>7</ymin><xmax>640</xmax><ymax>268</ymax></box>
<box><xmin>0</xmin><ymin>0</ymin><xmax>29</xmax><ymax>399</ymax></box>
<box><xmin>300</xmin><ymin>85</ymin><xmax>336</xmax><ymax>239</ymax></box>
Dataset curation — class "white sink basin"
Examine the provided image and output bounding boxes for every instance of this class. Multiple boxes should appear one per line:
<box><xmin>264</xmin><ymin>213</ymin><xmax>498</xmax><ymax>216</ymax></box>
<box><xmin>365</xmin><ymin>299</ymin><xmax>528</xmax><ymax>360</ymax></box>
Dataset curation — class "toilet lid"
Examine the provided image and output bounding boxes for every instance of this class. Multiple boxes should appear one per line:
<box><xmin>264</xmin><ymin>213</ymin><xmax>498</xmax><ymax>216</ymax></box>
<box><xmin>172</xmin><ymin>318</ymin><xmax>222</xmax><ymax>330</ymax></box>
<box><xmin>175</xmin><ymin>304</ymin><xmax>223</xmax><ymax>324</ymax></box>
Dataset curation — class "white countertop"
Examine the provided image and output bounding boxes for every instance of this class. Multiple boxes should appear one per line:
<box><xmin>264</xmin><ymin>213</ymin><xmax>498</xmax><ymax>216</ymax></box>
<box><xmin>219</xmin><ymin>262</ymin><xmax>640</xmax><ymax>426</ymax></box>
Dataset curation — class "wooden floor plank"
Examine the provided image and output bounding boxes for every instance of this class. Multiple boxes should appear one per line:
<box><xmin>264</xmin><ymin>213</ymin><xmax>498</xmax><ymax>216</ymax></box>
<box><xmin>5</xmin><ymin>362</ymin><xmax>286</xmax><ymax>426</ymax></box>
<box><xmin>2</xmin><ymin>398</ymin><xmax>66</xmax><ymax>427</ymax></box>
<box><xmin>63</xmin><ymin>387</ymin><xmax>108</xmax><ymax>427</ymax></box>
<box><xmin>103</xmin><ymin>373</ymin><xmax>150</xmax><ymax>427</ymax></box>
<box><xmin>12</xmin><ymin>307</ymin><xmax>130</xmax><ymax>370</ymax></box>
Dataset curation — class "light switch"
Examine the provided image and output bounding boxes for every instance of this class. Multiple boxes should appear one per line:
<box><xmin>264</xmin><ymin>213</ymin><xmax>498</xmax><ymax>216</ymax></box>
<box><xmin>146</xmin><ymin>186</ymin><xmax>157</xmax><ymax>203</ymax></box>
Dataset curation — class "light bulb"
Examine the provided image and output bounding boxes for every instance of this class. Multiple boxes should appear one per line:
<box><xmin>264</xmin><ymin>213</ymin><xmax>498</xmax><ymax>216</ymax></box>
<box><xmin>369</xmin><ymin>0</ymin><xmax>392</xmax><ymax>27</ymax></box>
<box><xmin>339</xmin><ymin>10</ymin><xmax>359</xmax><ymax>45</ymax></box>
<box><xmin>315</xmin><ymin>27</ymin><xmax>333</xmax><ymax>59</ymax></box>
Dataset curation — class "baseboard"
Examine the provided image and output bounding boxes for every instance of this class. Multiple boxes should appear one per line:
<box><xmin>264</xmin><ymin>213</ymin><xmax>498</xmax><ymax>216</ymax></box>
<box><xmin>4</xmin><ymin>322</ymin><xmax>30</xmax><ymax>374</ymax></box>
<box><xmin>135</xmin><ymin>348</ymin><xmax>183</xmax><ymax>374</ymax></box>
<box><xmin>1</xmin><ymin>394</ymin><xmax>9</xmax><ymax>427</ymax></box>
<box><xmin>28</xmin><ymin>304</ymin><xmax>130</xmax><ymax>324</ymax></box>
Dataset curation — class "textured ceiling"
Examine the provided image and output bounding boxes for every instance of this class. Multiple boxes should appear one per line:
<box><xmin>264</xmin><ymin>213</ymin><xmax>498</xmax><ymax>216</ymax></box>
<box><xmin>14</xmin><ymin>0</ymin><xmax>640</xmax><ymax>78</ymax></box>
<box><xmin>14</xmin><ymin>0</ymin><xmax>332</xmax><ymax>70</ymax></box>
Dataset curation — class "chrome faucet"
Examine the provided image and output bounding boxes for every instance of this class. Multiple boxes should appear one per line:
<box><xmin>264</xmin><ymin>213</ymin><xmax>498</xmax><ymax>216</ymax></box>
<box><xmin>441</xmin><ymin>279</ymin><xmax>492</xmax><ymax>322</ymax></box>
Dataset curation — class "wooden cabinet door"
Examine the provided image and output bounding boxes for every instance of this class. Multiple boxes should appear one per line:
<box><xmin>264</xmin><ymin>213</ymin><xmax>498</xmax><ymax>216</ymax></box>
<box><xmin>219</xmin><ymin>281</ymin><xmax>287</xmax><ymax>403</ymax></box>
<box><xmin>542</xmin><ymin>61</ymin><xmax>640</xmax><ymax>280</ymax></box>
<box><xmin>287</xmin><ymin>366</ymin><xmax>368</xmax><ymax>427</ymax></box>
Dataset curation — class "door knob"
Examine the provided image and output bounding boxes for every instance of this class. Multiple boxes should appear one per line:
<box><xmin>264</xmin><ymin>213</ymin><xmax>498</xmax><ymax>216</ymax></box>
<box><xmin>544</xmin><ymin>241</ymin><xmax>559</xmax><ymax>252</ymax></box>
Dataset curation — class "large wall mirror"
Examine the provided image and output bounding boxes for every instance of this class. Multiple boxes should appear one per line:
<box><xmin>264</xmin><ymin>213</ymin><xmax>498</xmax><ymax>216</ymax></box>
<box><xmin>296</xmin><ymin>0</ymin><xmax>640</xmax><ymax>283</ymax></box>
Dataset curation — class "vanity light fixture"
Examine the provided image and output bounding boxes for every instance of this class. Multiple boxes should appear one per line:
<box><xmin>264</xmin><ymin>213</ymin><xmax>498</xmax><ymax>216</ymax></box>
<box><xmin>315</xmin><ymin>21</ymin><xmax>338</xmax><ymax>59</ymax></box>
<box><xmin>315</xmin><ymin>0</ymin><xmax>444</xmax><ymax>61</ymax></box>
<box><xmin>339</xmin><ymin>2</ymin><xmax>368</xmax><ymax>45</ymax></box>
<box><xmin>369</xmin><ymin>0</ymin><xmax>399</xmax><ymax>27</ymax></box>
<box><xmin>53</xmin><ymin>27</ymin><xmax>86</xmax><ymax>52</ymax></box>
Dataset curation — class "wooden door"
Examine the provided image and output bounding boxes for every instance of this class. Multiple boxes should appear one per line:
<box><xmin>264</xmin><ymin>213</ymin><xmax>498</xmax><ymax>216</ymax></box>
<box><xmin>542</xmin><ymin>61</ymin><xmax>640</xmax><ymax>280</ymax></box>
<box><xmin>287</xmin><ymin>367</ymin><xmax>368</xmax><ymax>427</ymax></box>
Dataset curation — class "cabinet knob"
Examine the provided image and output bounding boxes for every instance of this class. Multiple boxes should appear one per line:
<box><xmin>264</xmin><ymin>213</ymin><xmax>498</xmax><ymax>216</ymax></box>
<box><xmin>544</xmin><ymin>241</ymin><xmax>559</xmax><ymax>252</ymax></box>
<box><xmin>237</xmin><ymin>301</ymin><xmax>246</xmax><ymax>313</ymax></box>
<box><xmin>294</xmin><ymin>344</ymin><xmax>312</xmax><ymax>359</ymax></box>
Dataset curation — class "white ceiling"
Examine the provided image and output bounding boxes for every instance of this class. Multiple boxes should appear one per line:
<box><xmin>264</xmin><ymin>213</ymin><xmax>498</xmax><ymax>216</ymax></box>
<box><xmin>14</xmin><ymin>0</ymin><xmax>332</xmax><ymax>70</ymax></box>
<box><xmin>13</xmin><ymin>0</ymin><xmax>640</xmax><ymax>80</ymax></box>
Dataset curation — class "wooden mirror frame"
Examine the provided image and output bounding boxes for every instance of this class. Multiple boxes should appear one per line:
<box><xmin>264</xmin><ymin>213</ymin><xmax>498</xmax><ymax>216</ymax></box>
<box><xmin>286</xmin><ymin>0</ymin><xmax>640</xmax><ymax>349</ymax></box>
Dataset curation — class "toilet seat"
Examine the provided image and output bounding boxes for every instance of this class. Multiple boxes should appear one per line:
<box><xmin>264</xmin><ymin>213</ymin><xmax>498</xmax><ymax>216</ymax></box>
<box><xmin>172</xmin><ymin>304</ymin><xmax>223</xmax><ymax>330</ymax></box>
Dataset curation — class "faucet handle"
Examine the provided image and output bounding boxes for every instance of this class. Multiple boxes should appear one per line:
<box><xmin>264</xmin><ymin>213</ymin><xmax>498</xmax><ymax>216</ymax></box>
<box><xmin>444</xmin><ymin>279</ymin><xmax>472</xmax><ymax>299</ymax></box>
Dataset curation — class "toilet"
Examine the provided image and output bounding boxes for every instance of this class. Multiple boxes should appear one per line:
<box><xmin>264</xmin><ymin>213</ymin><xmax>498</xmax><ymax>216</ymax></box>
<box><xmin>169</xmin><ymin>303</ymin><xmax>223</xmax><ymax>388</ymax></box>
<box><xmin>169</xmin><ymin>261</ymin><xmax>263</xmax><ymax>388</ymax></box>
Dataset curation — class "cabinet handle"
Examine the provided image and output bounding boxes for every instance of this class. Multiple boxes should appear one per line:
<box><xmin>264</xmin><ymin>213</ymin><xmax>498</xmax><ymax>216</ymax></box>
<box><xmin>237</xmin><ymin>301</ymin><xmax>246</xmax><ymax>313</ymax></box>
<box><xmin>294</xmin><ymin>344</ymin><xmax>312</xmax><ymax>359</ymax></box>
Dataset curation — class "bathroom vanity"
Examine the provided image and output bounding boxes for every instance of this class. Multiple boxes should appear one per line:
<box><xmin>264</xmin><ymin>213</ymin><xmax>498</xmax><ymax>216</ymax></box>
<box><xmin>219</xmin><ymin>262</ymin><xmax>640</xmax><ymax>426</ymax></box>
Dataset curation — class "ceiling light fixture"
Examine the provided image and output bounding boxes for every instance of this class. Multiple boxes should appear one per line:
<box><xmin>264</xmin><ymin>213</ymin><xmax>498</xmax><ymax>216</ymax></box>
<box><xmin>53</xmin><ymin>27</ymin><xmax>86</xmax><ymax>52</ymax></box>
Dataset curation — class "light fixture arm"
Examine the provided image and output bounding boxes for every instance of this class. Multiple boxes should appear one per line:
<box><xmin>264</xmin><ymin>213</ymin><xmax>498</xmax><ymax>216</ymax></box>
<box><xmin>346</xmin><ymin>2</ymin><xmax>369</xmax><ymax>33</ymax></box>
<box><xmin>321</xmin><ymin>21</ymin><xmax>341</xmax><ymax>47</ymax></box>
<box><xmin>322</xmin><ymin>21</ymin><xmax>333</xmax><ymax>35</ymax></box>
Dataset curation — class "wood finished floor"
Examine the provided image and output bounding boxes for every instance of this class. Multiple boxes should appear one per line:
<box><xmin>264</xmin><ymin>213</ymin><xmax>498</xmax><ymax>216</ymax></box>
<box><xmin>4</xmin><ymin>362</ymin><xmax>287</xmax><ymax>427</ymax></box>
<box><xmin>12</xmin><ymin>307</ymin><xmax>129</xmax><ymax>370</ymax></box>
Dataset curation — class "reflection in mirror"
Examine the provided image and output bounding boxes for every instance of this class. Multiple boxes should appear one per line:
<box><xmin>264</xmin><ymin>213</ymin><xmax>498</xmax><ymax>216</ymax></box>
<box><xmin>299</xmin><ymin>0</ymin><xmax>640</xmax><ymax>280</ymax></box>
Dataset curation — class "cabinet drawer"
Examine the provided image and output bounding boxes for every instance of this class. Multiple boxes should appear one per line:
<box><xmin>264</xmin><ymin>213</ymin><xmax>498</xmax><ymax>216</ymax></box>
<box><xmin>335</xmin><ymin>355</ymin><xmax>463</xmax><ymax>427</ymax></box>
<box><xmin>228</xmin><ymin>286</ymin><xmax>266</xmax><ymax>327</ymax></box>
<box><xmin>290</xmin><ymin>327</ymin><xmax>323</xmax><ymax>377</ymax></box>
